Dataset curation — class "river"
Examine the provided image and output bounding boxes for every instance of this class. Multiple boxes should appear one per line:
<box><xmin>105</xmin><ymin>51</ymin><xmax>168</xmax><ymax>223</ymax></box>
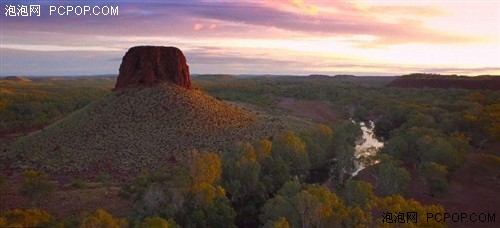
<box><xmin>352</xmin><ymin>121</ymin><xmax>384</xmax><ymax>176</ymax></box>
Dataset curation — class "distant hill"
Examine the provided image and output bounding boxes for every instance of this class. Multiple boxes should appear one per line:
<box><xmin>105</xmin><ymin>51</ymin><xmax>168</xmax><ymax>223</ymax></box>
<box><xmin>307</xmin><ymin>74</ymin><xmax>331</xmax><ymax>79</ymax></box>
<box><xmin>388</xmin><ymin>74</ymin><xmax>500</xmax><ymax>90</ymax></box>
<box><xmin>193</xmin><ymin>74</ymin><xmax>237</xmax><ymax>81</ymax></box>
<box><xmin>10</xmin><ymin>82</ymin><xmax>292</xmax><ymax>175</ymax></box>
<box><xmin>1</xmin><ymin>76</ymin><xmax>31</xmax><ymax>82</ymax></box>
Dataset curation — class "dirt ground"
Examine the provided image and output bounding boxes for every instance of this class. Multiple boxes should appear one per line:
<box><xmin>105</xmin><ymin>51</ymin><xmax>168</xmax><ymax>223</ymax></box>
<box><xmin>0</xmin><ymin>173</ymin><xmax>132</xmax><ymax>220</ymax></box>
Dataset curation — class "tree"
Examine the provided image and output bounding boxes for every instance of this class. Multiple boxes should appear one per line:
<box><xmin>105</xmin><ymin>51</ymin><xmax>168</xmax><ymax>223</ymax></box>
<box><xmin>121</xmin><ymin>150</ymin><xmax>236</xmax><ymax>227</ymax></box>
<box><xmin>485</xmin><ymin>104</ymin><xmax>500</xmax><ymax>142</ymax></box>
<box><xmin>332</xmin><ymin>121</ymin><xmax>362</xmax><ymax>146</ymax></box>
<box><xmin>185</xmin><ymin>150</ymin><xmax>223</xmax><ymax>208</ymax></box>
<box><xmin>220</xmin><ymin>142</ymin><xmax>266</xmax><ymax>226</ymax></box>
<box><xmin>331</xmin><ymin>144</ymin><xmax>356</xmax><ymax>185</ymax></box>
<box><xmin>340</xmin><ymin>180</ymin><xmax>375</xmax><ymax>208</ymax></box>
<box><xmin>382</xmin><ymin>127</ymin><xmax>467</xmax><ymax>170</ymax></box>
<box><xmin>137</xmin><ymin>217</ymin><xmax>180</xmax><ymax>228</ymax></box>
<box><xmin>373</xmin><ymin>155</ymin><xmax>411</xmax><ymax>197</ymax></box>
<box><xmin>300</xmin><ymin>125</ymin><xmax>334</xmax><ymax>169</ymax></box>
<box><xmin>221</xmin><ymin>142</ymin><xmax>263</xmax><ymax>202</ymax></box>
<box><xmin>329</xmin><ymin>121</ymin><xmax>362</xmax><ymax>185</ymax></box>
<box><xmin>19</xmin><ymin>170</ymin><xmax>54</xmax><ymax>207</ymax></box>
<box><xmin>263</xmin><ymin>217</ymin><xmax>290</xmax><ymax>228</ymax></box>
<box><xmin>121</xmin><ymin>168</ymin><xmax>188</xmax><ymax>220</ymax></box>
<box><xmin>374</xmin><ymin>105</ymin><xmax>411</xmax><ymax>141</ymax></box>
<box><xmin>260</xmin><ymin>182</ymin><xmax>353</xmax><ymax>227</ymax></box>
<box><xmin>373</xmin><ymin>195</ymin><xmax>445</xmax><ymax>227</ymax></box>
<box><xmin>183</xmin><ymin>150</ymin><xmax>237</xmax><ymax>227</ymax></box>
<box><xmin>260</xmin><ymin>156</ymin><xmax>291</xmax><ymax>194</ymax></box>
<box><xmin>420</xmin><ymin>162</ymin><xmax>448</xmax><ymax>196</ymax></box>
<box><xmin>0</xmin><ymin>208</ymin><xmax>52</xmax><ymax>227</ymax></box>
<box><xmin>272</xmin><ymin>131</ymin><xmax>310</xmax><ymax>178</ymax></box>
<box><xmin>80</xmin><ymin>209</ymin><xmax>126</xmax><ymax>228</ymax></box>
<box><xmin>185</xmin><ymin>195</ymin><xmax>237</xmax><ymax>228</ymax></box>
<box><xmin>253</xmin><ymin>139</ymin><xmax>272</xmax><ymax>160</ymax></box>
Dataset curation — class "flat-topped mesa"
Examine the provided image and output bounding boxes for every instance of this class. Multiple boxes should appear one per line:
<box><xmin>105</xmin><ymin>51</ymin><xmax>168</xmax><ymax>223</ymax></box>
<box><xmin>115</xmin><ymin>46</ymin><xmax>191</xmax><ymax>89</ymax></box>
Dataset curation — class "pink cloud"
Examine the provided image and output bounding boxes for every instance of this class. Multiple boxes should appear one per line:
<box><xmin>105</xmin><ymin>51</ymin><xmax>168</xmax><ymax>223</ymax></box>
<box><xmin>194</xmin><ymin>23</ymin><xmax>203</xmax><ymax>30</ymax></box>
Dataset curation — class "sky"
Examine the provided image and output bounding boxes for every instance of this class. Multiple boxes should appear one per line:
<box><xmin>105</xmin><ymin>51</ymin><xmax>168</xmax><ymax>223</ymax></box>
<box><xmin>1</xmin><ymin>0</ymin><xmax>499</xmax><ymax>76</ymax></box>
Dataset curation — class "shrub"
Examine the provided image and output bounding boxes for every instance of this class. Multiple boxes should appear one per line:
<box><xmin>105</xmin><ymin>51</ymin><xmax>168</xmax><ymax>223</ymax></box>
<box><xmin>420</xmin><ymin>162</ymin><xmax>449</xmax><ymax>196</ymax></box>
<box><xmin>19</xmin><ymin>170</ymin><xmax>55</xmax><ymax>207</ymax></box>
<box><xmin>99</xmin><ymin>172</ymin><xmax>112</xmax><ymax>188</ymax></box>
<box><xmin>0</xmin><ymin>208</ymin><xmax>52</xmax><ymax>227</ymax></box>
<box><xmin>70</xmin><ymin>178</ymin><xmax>86</xmax><ymax>189</ymax></box>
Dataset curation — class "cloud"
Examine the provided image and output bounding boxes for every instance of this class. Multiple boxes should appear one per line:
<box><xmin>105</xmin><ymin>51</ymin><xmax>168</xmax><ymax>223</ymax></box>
<box><xmin>2</xmin><ymin>0</ymin><xmax>481</xmax><ymax>46</ymax></box>
<box><xmin>194</xmin><ymin>23</ymin><xmax>203</xmax><ymax>30</ymax></box>
<box><xmin>1</xmin><ymin>0</ymin><xmax>498</xmax><ymax>76</ymax></box>
<box><xmin>0</xmin><ymin>44</ymin><xmax>122</xmax><ymax>52</ymax></box>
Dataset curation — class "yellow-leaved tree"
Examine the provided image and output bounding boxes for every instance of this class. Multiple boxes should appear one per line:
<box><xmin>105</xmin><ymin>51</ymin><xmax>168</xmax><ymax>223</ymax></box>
<box><xmin>80</xmin><ymin>209</ymin><xmax>126</xmax><ymax>228</ymax></box>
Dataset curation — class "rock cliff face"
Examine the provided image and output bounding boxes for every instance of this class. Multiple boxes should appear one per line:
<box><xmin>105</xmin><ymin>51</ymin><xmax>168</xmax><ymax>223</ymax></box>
<box><xmin>115</xmin><ymin>46</ymin><xmax>191</xmax><ymax>89</ymax></box>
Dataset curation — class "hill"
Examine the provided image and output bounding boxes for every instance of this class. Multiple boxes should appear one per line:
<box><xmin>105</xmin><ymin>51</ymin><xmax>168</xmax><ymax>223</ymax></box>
<box><xmin>388</xmin><ymin>74</ymin><xmax>500</xmax><ymax>90</ymax></box>
<box><xmin>1</xmin><ymin>76</ymin><xmax>31</xmax><ymax>83</ymax></box>
<box><xmin>6</xmin><ymin>46</ymin><xmax>297</xmax><ymax>176</ymax></box>
<box><xmin>193</xmin><ymin>74</ymin><xmax>236</xmax><ymax>81</ymax></box>
<box><xmin>9</xmin><ymin>82</ymin><xmax>292</xmax><ymax>175</ymax></box>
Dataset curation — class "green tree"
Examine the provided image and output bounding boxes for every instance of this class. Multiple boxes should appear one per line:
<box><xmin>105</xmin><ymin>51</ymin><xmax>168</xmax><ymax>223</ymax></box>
<box><xmin>420</xmin><ymin>162</ymin><xmax>448</xmax><ymax>196</ymax></box>
<box><xmin>331</xmin><ymin>144</ymin><xmax>356</xmax><ymax>185</ymax></box>
<box><xmin>183</xmin><ymin>150</ymin><xmax>237</xmax><ymax>227</ymax></box>
<box><xmin>300</xmin><ymin>125</ymin><xmax>334</xmax><ymax>169</ymax></box>
<box><xmin>260</xmin><ymin>182</ymin><xmax>354</xmax><ymax>227</ymax></box>
<box><xmin>272</xmin><ymin>132</ymin><xmax>310</xmax><ymax>178</ymax></box>
<box><xmin>383</xmin><ymin>127</ymin><xmax>467</xmax><ymax>170</ymax></box>
<box><xmin>329</xmin><ymin>121</ymin><xmax>362</xmax><ymax>185</ymax></box>
<box><xmin>260</xmin><ymin>156</ymin><xmax>291</xmax><ymax>194</ymax></box>
<box><xmin>185</xmin><ymin>195</ymin><xmax>237</xmax><ymax>228</ymax></box>
<box><xmin>220</xmin><ymin>143</ymin><xmax>266</xmax><ymax>226</ymax></box>
<box><xmin>121</xmin><ymin>168</ymin><xmax>188</xmax><ymax>220</ymax></box>
<box><xmin>332</xmin><ymin>121</ymin><xmax>362</xmax><ymax>146</ymax></box>
<box><xmin>340</xmin><ymin>180</ymin><xmax>374</xmax><ymax>208</ymax></box>
<box><xmin>373</xmin><ymin>155</ymin><xmax>411</xmax><ymax>197</ymax></box>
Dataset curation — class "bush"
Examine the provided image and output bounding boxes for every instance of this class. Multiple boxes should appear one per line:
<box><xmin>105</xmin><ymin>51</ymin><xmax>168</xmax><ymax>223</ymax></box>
<box><xmin>70</xmin><ymin>178</ymin><xmax>86</xmax><ymax>189</ymax></box>
<box><xmin>19</xmin><ymin>170</ymin><xmax>55</xmax><ymax>207</ymax></box>
<box><xmin>420</xmin><ymin>162</ymin><xmax>449</xmax><ymax>196</ymax></box>
<box><xmin>99</xmin><ymin>172</ymin><xmax>112</xmax><ymax>188</ymax></box>
<box><xmin>0</xmin><ymin>208</ymin><xmax>52</xmax><ymax>227</ymax></box>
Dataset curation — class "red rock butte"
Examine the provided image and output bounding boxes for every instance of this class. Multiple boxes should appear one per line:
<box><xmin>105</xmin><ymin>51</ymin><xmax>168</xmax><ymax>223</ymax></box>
<box><xmin>115</xmin><ymin>46</ymin><xmax>191</xmax><ymax>89</ymax></box>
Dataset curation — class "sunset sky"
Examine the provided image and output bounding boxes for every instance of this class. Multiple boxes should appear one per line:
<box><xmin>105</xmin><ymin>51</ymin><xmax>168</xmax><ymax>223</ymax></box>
<box><xmin>1</xmin><ymin>0</ymin><xmax>499</xmax><ymax>76</ymax></box>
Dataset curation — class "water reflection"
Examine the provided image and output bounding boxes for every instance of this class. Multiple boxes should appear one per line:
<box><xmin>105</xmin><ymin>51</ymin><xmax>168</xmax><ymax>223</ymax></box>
<box><xmin>352</xmin><ymin>121</ymin><xmax>383</xmax><ymax>176</ymax></box>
